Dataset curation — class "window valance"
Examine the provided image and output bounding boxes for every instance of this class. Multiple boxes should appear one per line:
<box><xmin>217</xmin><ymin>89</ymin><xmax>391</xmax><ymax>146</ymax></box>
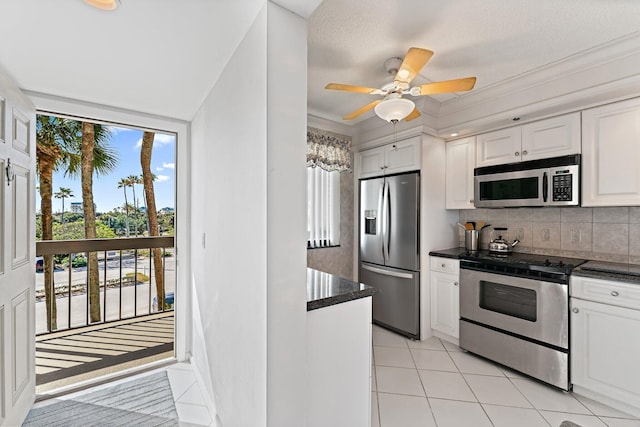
<box><xmin>306</xmin><ymin>127</ymin><xmax>352</xmax><ymax>173</ymax></box>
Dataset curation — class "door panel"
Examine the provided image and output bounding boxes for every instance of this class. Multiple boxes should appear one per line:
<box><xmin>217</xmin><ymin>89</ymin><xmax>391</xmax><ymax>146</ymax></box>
<box><xmin>361</xmin><ymin>263</ymin><xmax>419</xmax><ymax>338</ymax></box>
<box><xmin>11</xmin><ymin>166</ymin><xmax>28</xmax><ymax>268</ymax></box>
<box><xmin>11</xmin><ymin>109</ymin><xmax>29</xmax><ymax>155</ymax></box>
<box><xmin>359</xmin><ymin>177</ymin><xmax>384</xmax><ymax>265</ymax></box>
<box><xmin>11</xmin><ymin>290</ymin><xmax>29</xmax><ymax>400</ymax></box>
<box><xmin>385</xmin><ymin>173</ymin><xmax>419</xmax><ymax>271</ymax></box>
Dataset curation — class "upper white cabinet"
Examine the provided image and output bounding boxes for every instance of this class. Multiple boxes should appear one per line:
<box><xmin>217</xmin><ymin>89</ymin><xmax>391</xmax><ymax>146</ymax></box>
<box><xmin>476</xmin><ymin>127</ymin><xmax>521</xmax><ymax>167</ymax></box>
<box><xmin>582</xmin><ymin>97</ymin><xmax>640</xmax><ymax>206</ymax></box>
<box><xmin>445</xmin><ymin>137</ymin><xmax>476</xmax><ymax>209</ymax></box>
<box><xmin>476</xmin><ymin>113</ymin><xmax>581</xmax><ymax>167</ymax></box>
<box><xmin>357</xmin><ymin>136</ymin><xmax>421</xmax><ymax>178</ymax></box>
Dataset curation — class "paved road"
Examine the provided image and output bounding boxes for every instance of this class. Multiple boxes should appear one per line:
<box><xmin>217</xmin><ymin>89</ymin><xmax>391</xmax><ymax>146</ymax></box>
<box><xmin>35</xmin><ymin>255</ymin><xmax>176</xmax><ymax>334</ymax></box>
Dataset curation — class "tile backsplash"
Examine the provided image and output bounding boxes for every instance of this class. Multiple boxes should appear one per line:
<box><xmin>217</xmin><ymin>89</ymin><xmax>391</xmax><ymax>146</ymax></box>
<box><xmin>459</xmin><ymin>206</ymin><xmax>640</xmax><ymax>264</ymax></box>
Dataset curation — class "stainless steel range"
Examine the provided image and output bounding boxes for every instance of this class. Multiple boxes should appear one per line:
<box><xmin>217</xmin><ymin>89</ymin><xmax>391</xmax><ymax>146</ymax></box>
<box><xmin>459</xmin><ymin>251</ymin><xmax>586</xmax><ymax>390</ymax></box>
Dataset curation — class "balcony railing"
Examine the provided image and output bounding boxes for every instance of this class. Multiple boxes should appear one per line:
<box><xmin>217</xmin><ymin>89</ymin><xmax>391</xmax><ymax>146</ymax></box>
<box><xmin>35</xmin><ymin>236</ymin><xmax>175</xmax><ymax>335</ymax></box>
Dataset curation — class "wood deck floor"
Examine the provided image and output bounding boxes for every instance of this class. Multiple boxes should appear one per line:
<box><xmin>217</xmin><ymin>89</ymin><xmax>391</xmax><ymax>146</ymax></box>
<box><xmin>36</xmin><ymin>311</ymin><xmax>174</xmax><ymax>393</ymax></box>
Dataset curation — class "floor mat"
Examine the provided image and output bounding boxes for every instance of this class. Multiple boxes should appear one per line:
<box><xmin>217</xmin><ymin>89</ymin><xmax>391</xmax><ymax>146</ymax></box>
<box><xmin>24</xmin><ymin>371</ymin><xmax>178</xmax><ymax>426</ymax></box>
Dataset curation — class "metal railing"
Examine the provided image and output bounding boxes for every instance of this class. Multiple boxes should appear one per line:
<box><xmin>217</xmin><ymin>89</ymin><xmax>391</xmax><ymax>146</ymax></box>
<box><xmin>35</xmin><ymin>236</ymin><xmax>175</xmax><ymax>335</ymax></box>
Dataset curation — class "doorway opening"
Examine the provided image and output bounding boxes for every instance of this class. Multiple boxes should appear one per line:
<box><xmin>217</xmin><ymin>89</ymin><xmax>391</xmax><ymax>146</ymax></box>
<box><xmin>34</xmin><ymin>113</ymin><xmax>177</xmax><ymax>394</ymax></box>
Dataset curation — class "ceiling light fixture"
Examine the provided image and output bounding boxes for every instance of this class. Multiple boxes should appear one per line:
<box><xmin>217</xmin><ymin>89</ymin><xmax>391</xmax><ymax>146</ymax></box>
<box><xmin>83</xmin><ymin>0</ymin><xmax>119</xmax><ymax>11</ymax></box>
<box><xmin>374</xmin><ymin>93</ymin><xmax>415</xmax><ymax>123</ymax></box>
<box><xmin>451</xmin><ymin>133</ymin><xmax>459</xmax><ymax>137</ymax></box>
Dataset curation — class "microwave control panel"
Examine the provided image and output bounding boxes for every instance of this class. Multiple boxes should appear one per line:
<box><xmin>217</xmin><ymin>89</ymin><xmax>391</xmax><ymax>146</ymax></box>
<box><xmin>552</xmin><ymin>171</ymin><xmax>573</xmax><ymax>202</ymax></box>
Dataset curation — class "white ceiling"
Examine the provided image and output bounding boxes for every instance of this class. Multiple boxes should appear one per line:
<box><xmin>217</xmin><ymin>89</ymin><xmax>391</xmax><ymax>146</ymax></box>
<box><xmin>308</xmin><ymin>0</ymin><xmax>640</xmax><ymax>125</ymax></box>
<box><xmin>1</xmin><ymin>1</ymin><xmax>639</xmax><ymax>125</ymax></box>
<box><xmin>0</xmin><ymin>0</ymin><xmax>265</xmax><ymax>121</ymax></box>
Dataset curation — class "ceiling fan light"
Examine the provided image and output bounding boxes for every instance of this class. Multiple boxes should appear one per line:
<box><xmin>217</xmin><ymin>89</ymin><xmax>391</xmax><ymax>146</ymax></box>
<box><xmin>83</xmin><ymin>0</ymin><xmax>119</xmax><ymax>10</ymax></box>
<box><xmin>374</xmin><ymin>98</ymin><xmax>415</xmax><ymax>122</ymax></box>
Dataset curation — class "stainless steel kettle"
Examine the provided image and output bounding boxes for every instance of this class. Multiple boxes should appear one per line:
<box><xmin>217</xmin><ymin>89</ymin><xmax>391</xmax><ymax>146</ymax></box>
<box><xmin>488</xmin><ymin>227</ymin><xmax>520</xmax><ymax>253</ymax></box>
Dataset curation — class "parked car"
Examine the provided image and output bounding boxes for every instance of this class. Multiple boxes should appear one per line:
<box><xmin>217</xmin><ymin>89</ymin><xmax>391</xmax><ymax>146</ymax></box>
<box><xmin>152</xmin><ymin>292</ymin><xmax>175</xmax><ymax>311</ymax></box>
<box><xmin>35</xmin><ymin>257</ymin><xmax>43</xmax><ymax>272</ymax></box>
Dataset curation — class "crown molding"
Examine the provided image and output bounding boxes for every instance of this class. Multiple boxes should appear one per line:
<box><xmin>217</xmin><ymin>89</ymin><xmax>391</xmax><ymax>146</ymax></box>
<box><xmin>307</xmin><ymin>114</ymin><xmax>354</xmax><ymax>136</ymax></box>
<box><xmin>437</xmin><ymin>31</ymin><xmax>640</xmax><ymax>137</ymax></box>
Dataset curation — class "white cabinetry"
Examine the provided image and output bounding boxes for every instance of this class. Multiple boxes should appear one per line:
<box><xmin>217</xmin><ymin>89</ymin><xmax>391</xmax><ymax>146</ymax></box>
<box><xmin>446</xmin><ymin>137</ymin><xmax>476</xmax><ymax>209</ymax></box>
<box><xmin>476</xmin><ymin>113</ymin><xmax>580</xmax><ymax>167</ymax></box>
<box><xmin>582</xmin><ymin>97</ymin><xmax>640</xmax><ymax>206</ymax></box>
<box><xmin>357</xmin><ymin>136</ymin><xmax>421</xmax><ymax>178</ymax></box>
<box><xmin>430</xmin><ymin>257</ymin><xmax>460</xmax><ymax>342</ymax></box>
<box><xmin>570</xmin><ymin>275</ymin><xmax>640</xmax><ymax>417</ymax></box>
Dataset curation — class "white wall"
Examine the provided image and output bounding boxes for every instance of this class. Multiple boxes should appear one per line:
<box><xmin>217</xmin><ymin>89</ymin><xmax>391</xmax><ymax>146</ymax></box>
<box><xmin>190</xmin><ymin>2</ymin><xmax>308</xmax><ymax>426</ymax></box>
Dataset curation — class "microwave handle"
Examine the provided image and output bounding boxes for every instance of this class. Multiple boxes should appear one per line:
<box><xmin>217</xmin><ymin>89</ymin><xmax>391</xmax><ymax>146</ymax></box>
<box><xmin>543</xmin><ymin>172</ymin><xmax>548</xmax><ymax>202</ymax></box>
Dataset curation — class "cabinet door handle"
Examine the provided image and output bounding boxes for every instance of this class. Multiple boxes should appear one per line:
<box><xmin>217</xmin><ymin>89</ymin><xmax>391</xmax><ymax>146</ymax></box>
<box><xmin>469</xmin><ymin>200</ymin><xmax>474</xmax><ymax>203</ymax></box>
<box><xmin>522</xmin><ymin>150</ymin><xmax>528</xmax><ymax>155</ymax></box>
<box><xmin>572</xmin><ymin>307</ymin><xmax>579</xmax><ymax>314</ymax></box>
<box><xmin>611</xmin><ymin>291</ymin><xmax>619</xmax><ymax>297</ymax></box>
<box><xmin>515</xmin><ymin>151</ymin><xmax>520</xmax><ymax>157</ymax></box>
<box><xmin>441</xmin><ymin>263</ymin><xmax>446</xmax><ymax>268</ymax></box>
<box><xmin>454</xmin><ymin>281</ymin><xmax>459</xmax><ymax>286</ymax></box>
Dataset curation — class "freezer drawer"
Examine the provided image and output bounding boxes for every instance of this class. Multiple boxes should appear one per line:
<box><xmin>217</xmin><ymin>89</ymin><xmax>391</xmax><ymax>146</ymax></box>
<box><xmin>360</xmin><ymin>262</ymin><xmax>419</xmax><ymax>339</ymax></box>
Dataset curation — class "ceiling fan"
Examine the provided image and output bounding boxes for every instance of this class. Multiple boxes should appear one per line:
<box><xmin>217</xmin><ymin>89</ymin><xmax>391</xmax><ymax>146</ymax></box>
<box><xmin>325</xmin><ymin>47</ymin><xmax>477</xmax><ymax>123</ymax></box>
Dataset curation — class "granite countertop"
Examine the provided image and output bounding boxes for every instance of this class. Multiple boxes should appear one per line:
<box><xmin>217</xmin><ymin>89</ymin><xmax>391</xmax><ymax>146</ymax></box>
<box><xmin>307</xmin><ymin>268</ymin><xmax>377</xmax><ymax>311</ymax></box>
<box><xmin>572</xmin><ymin>260</ymin><xmax>640</xmax><ymax>285</ymax></box>
<box><xmin>428</xmin><ymin>248</ymin><xmax>467</xmax><ymax>259</ymax></box>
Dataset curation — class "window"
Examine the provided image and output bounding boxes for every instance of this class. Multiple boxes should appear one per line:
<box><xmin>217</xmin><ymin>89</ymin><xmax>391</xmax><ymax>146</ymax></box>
<box><xmin>307</xmin><ymin>166</ymin><xmax>340</xmax><ymax>248</ymax></box>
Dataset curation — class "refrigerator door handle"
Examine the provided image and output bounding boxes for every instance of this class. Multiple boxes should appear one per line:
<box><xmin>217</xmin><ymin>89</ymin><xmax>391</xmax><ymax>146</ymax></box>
<box><xmin>382</xmin><ymin>180</ymin><xmax>390</xmax><ymax>262</ymax></box>
<box><xmin>362</xmin><ymin>264</ymin><xmax>414</xmax><ymax>279</ymax></box>
<box><xmin>377</xmin><ymin>181</ymin><xmax>385</xmax><ymax>261</ymax></box>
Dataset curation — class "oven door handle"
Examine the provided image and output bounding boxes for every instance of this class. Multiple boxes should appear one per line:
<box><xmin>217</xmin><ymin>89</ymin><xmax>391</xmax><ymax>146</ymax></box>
<box><xmin>543</xmin><ymin>171</ymin><xmax>548</xmax><ymax>203</ymax></box>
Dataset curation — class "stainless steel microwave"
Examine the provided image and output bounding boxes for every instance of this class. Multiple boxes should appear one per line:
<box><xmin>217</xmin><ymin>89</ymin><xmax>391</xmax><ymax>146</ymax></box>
<box><xmin>474</xmin><ymin>155</ymin><xmax>580</xmax><ymax>208</ymax></box>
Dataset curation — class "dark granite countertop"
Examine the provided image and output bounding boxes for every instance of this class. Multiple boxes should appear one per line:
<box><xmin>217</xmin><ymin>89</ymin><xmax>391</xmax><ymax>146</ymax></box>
<box><xmin>307</xmin><ymin>268</ymin><xmax>377</xmax><ymax>311</ymax></box>
<box><xmin>572</xmin><ymin>260</ymin><xmax>640</xmax><ymax>285</ymax></box>
<box><xmin>428</xmin><ymin>248</ymin><xmax>466</xmax><ymax>259</ymax></box>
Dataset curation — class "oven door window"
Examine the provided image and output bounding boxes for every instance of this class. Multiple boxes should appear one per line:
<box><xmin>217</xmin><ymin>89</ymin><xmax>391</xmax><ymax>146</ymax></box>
<box><xmin>479</xmin><ymin>177</ymin><xmax>539</xmax><ymax>200</ymax></box>
<box><xmin>479</xmin><ymin>280</ymin><xmax>537</xmax><ymax>322</ymax></box>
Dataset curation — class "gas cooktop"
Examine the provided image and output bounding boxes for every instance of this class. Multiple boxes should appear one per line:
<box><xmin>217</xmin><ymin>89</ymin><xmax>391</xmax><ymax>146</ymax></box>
<box><xmin>459</xmin><ymin>250</ymin><xmax>587</xmax><ymax>275</ymax></box>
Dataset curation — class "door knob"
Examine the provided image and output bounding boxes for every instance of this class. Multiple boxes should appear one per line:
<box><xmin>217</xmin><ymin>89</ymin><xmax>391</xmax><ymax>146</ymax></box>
<box><xmin>572</xmin><ymin>307</ymin><xmax>579</xmax><ymax>313</ymax></box>
<box><xmin>515</xmin><ymin>151</ymin><xmax>520</xmax><ymax>157</ymax></box>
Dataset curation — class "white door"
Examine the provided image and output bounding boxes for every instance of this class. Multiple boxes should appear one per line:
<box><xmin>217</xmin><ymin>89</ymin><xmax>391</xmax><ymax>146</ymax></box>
<box><xmin>0</xmin><ymin>74</ymin><xmax>36</xmax><ymax>426</ymax></box>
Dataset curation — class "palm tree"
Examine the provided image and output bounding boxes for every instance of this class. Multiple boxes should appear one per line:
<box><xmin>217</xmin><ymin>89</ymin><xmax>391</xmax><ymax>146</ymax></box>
<box><xmin>54</xmin><ymin>187</ymin><xmax>74</xmax><ymax>224</ymax></box>
<box><xmin>140</xmin><ymin>131</ymin><xmax>165</xmax><ymax>309</ymax></box>
<box><xmin>127</xmin><ymin>174</ymin><xmax>143</xmax><ymax>236</ymax></box>
<box><xmin>76</xmin><ymin>122</ymin><xmax>117</xmax><ymax>323</ymax></box>
<box><xmin>36</xmin><ymin>116</ymin><xmax>78</xmax><ymax>331</ymax></box>
<box><xmin>117</xmin><ymin>177</ymin><xmax>132</xmax><ymax>237</ymax></box>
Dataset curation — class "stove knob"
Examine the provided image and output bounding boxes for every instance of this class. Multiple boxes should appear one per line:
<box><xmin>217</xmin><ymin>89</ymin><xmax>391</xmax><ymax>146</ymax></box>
<box><xmin>544</xmin><ymin>259</ymin><xmax>551</xmax><ymax>266</ymax></box>
<box><xmin>558</xmin><ymin>261</ymin><xmax>564</xmax><ymax>267</ymax></box>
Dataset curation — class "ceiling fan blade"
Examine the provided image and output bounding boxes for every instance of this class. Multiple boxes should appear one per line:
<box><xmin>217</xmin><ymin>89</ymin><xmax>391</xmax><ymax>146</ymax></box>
<box><xmin>343</xmin><ymin>100</ymin><xmax>381</xmax><ymax>120</ymax></box>
<box><xmin>325</xmin><ymin>83</ymin><xmax>382</xmax><ymax>95</ymax></box>
<box><xmin>404</xmin><ymin>108</ymin><xmax>421</xmax><ymax>122</ymax></box>
<box><xmin>418</xmin><ymin>77</ymin><xmax>477</xmax><ymax>95</ymax></box>
<box><xmin>394</xmin><ymin>47</ymin><xmax>434</xmax><ymax>85</ymax></box>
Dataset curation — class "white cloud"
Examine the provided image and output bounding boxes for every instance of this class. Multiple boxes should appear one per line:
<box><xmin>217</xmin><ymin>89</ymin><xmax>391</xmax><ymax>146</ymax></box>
<box><xmin>156</xmin><ymin>166</ymin><xmax>164</xmax><ymax>171</ymax></box>
<box><xmin>162</xmin><ymin>162</ymin><xmax>175</xmax><ymax>169</ymax></box>
<box><xmin>155</xmin><ymin>175</ymin><xmax>170</xmax><ymax>183</ymax></box>
<box><xmin>133</xmin><ymin>132</ymin><xmax>176</xmax><ymax>150</ymax></box>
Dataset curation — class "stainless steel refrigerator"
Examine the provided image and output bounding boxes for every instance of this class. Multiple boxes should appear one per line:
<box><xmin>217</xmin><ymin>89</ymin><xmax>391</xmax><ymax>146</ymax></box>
<box><xmin>359</xmin><ymin>171</ymin><xmax>420</xmax><ymax>339</ymax></box>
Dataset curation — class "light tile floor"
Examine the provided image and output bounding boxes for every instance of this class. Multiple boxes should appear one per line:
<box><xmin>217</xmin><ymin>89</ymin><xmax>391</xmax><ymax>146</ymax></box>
<box><xmin>371</xmin><ymin>325</ymin><xmax>640</xmax><ymax>427</ymax></box>
<box><xmin>40</xmin><ymin>362</ymin><xmax>216</xmax><ymax>427</ymax></box>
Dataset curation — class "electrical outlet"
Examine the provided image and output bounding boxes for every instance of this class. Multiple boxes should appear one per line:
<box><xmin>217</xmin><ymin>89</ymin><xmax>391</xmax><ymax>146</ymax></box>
<box><xmin>542</xmin><ymin>229</ymin><xmax>550</xmax><ymax>241</ymax></box>
<box><xmin>570</xmin><ymin>228</ymin><xmax>580</xmax><ymax>244</ymax></box>
<box><xmin>515</xmin><ymin>228</ymin><xmax>524</xmax><ymax>241</ymax></box>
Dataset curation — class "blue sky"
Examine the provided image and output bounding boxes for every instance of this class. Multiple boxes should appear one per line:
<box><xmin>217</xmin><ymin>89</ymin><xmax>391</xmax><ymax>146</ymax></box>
<box><xmin>38</xmin><ymin>125</ymin><xmax>176</xmax><ymax>214</ymax></box>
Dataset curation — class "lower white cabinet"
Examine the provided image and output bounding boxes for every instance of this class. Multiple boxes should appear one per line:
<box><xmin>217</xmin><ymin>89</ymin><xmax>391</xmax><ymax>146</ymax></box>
<box><xmin>430</xmin><ymin>257</ymin><xmax>460</xmax><ymax>341</ymax></box>
<box><xmin>570</xmin><ymin>275</ymin><xmax>640</xmax><ymax>417</ymax></box>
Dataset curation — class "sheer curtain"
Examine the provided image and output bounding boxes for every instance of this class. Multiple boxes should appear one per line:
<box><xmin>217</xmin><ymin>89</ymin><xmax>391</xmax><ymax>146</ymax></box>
<box><xmin>306</xmin><ymin>127</ymin><xmax>351</xmax><ymax>248</ymax></box>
